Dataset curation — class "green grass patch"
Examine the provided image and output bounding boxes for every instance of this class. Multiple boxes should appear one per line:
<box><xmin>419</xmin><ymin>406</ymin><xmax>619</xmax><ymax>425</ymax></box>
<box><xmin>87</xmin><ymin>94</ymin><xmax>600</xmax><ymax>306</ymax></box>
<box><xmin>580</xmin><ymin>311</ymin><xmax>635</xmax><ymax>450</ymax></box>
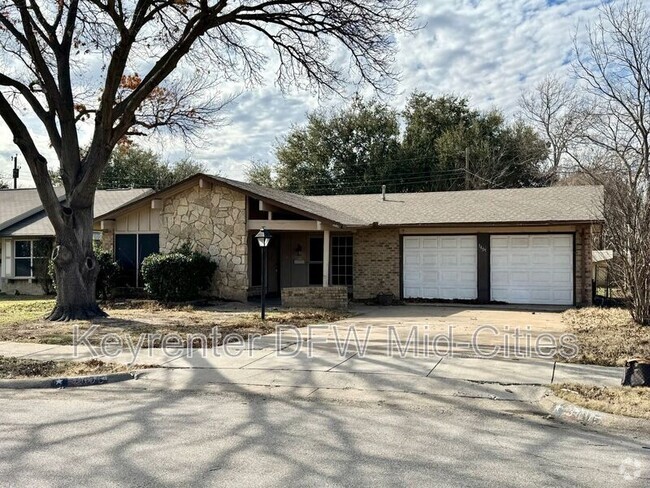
<box><xmin>0</xmin><ymin>296</ymin><xmax>55</xmax><ymax>327</ymax></box>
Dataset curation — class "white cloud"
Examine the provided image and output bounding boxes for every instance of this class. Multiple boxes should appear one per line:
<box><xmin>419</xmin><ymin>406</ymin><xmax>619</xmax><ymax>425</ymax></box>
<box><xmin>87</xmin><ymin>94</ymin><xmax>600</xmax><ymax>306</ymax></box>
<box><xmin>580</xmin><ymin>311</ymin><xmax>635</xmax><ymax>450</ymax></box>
<box><xmin>0</xmin><ymin>0</ymin><xmax>604</xmax><ymax>187</ymax></box>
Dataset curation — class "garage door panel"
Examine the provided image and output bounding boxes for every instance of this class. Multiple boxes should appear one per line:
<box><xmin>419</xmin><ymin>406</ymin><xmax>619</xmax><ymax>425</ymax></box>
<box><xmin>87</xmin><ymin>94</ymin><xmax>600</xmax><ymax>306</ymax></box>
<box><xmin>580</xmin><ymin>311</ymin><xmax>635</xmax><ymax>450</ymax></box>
<box><xmin>460</xmin><ymin>255</ymin><xmax>476</xmax><ymax>266</ymax></box>
<box><xmin>510</xmin><ymin>237</ymin><xmax>530</xmax><ymax>248</ymax></box>
<box><xmin>422</xmin><ymin>254</ymin><xmax>438</xmax><ymax>265</ymax></box>
<box><xmin>403</xmin><ymin>237</ymin><xmax>421</xmax><ymax>249</ymax></box>
<box><xmin>531</xmin><ymin>236</ymin><xmax>552</xmax><ymax>247</ymax></box>
<box><xmin>422</xmin><ymin>237</ymin><xmax>439</xmax><ymax>249</ymax></box>
<box><xmin>459</xmin><ymin>237</ymin><xmax>476</xmax><ymax>249</ymax></box>
<box><xmin>440</xmin><ymin>237</ymin><xmax>460</xmax><ymax>249</ymax></box>
<box><xmin>553</xmin><ymin>255</ymin><xmax>572</xmax><ymax>266</ymax></box>
<box><xmin>491</xmin><ymin>236</ymin><xmax>509</xmax><ymax>248</ymax></box>
<box><xmin>510</xmin><ymin>271</ymin><xmax>531</xmax><ymax>284</ymax></box>
<box><xmin>532</xmin><ymin>254</ymin><xmax>552</xmax><ymax>266</ymax></box>
<box><xmin>403</xmin><ymin>235</ymin><xmax>477</xmax><ymax>300</ymax></box>
<box><xmin>553</xmin><ymin>236</ymin><xmax>572</xmax><ymax>247</ymax></box>
<box><xmin>490</xmin><ymin>234</ymin><xmax>573</xmax><ymax>305</ymax></box>
<box><xmin>510</xmin><ymin>254</ymin><xmax>531</xmax><ymax>266</ymax></box>
<box><xmin>404</xmin><ymin>254</ymin><xmax>420</xmax><ymax>265</ymax></box>
<box><xmin>441</xmin><ymin>254</ymin><xmax>459</xmax><ymax>266</ymax></box>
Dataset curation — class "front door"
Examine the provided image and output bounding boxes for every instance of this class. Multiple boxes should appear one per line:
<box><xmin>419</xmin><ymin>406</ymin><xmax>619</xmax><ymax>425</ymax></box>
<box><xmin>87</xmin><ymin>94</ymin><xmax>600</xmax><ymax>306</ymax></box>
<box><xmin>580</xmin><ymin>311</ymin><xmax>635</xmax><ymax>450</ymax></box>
<box><xmin>251</xmin><ymin>234</ymin><xmax>281</xmax><ymax>296</ymax></box>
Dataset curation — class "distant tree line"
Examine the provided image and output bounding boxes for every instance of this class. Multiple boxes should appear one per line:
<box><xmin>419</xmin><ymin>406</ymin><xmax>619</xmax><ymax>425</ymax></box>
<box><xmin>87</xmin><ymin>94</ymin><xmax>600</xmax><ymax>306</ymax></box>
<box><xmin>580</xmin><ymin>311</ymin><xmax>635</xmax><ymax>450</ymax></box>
<box><xmin>247</xmin><ymin>93</ymin><xmax>550</xmax><ymax>195</ymax></box>
<box><xmin>49</xmin><ymin>144</ymin><xmax>207</xmax><ymax>191</ymax></box>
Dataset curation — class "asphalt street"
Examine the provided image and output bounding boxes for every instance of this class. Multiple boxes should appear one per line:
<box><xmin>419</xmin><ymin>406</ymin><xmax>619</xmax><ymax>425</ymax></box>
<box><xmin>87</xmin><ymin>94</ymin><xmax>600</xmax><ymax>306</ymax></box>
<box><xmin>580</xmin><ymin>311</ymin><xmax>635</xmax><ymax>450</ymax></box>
<box><xmin>0</xmin><ymin>384</ymin><xmax>648</xmax><ymax>487</ymax></box>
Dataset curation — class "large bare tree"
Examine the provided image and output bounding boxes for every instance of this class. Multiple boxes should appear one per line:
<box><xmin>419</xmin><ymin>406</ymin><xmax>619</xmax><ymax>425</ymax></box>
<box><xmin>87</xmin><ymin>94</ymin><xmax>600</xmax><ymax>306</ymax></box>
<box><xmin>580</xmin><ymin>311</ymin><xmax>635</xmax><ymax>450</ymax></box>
<box><xmin>0</xmin><ymin>1</ymin><xmax>415</xmax><ymax>320</ymax></box>
<box><xmin>573</xmin><ymin>0</ymin><xmax>650</xmax><ymax>325</ymax></box>
<box><xmin>519</xmin><ymin>75</ymin><xmax>590</xmax><ymax>182</ymax></box>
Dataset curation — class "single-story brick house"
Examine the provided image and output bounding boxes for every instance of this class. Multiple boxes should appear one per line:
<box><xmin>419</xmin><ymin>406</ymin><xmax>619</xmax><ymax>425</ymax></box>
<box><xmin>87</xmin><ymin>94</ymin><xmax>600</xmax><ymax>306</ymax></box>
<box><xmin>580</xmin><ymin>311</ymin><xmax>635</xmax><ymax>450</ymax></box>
<box><xmin>91</xmin><ymin>174</ymin><xmax>604</xmax><ymax>308</ymax></box>
<box><xmin>0</xmin><ymin>187</ymin><xmax>152</xmax><ymax>295</ymax></box>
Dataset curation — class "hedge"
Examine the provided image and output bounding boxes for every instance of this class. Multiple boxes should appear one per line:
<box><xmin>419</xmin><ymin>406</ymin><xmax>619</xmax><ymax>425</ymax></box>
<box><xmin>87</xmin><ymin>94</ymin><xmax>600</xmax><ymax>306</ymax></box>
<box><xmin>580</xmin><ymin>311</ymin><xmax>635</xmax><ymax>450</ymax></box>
<box><xmin>140</xmin><ymin>245</ymin><xmax>217</xmax><ymax>302</ymax></box>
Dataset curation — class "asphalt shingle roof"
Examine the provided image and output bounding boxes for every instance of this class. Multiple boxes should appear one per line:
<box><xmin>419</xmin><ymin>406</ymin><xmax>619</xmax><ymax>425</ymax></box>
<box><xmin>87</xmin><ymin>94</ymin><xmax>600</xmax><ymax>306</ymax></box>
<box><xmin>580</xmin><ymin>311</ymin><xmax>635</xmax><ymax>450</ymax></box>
<box><xmin>0</xmin><ymin>187</ymin><xmax>66</xmax><ymax>231</ymax></box>
<box><xmin>208</xmin><ymin>176</ymin><xmax>367</xmax><ymax>227</ymax></box>
<box><xmin>0</xmin><ymin>188</ymin><xmax>153</xmax><ymax>237</ymax></box>
<box><xmin>307</xmin><ymin>185</ymin><xmax>604</xmax><ymax>226</ymax></box>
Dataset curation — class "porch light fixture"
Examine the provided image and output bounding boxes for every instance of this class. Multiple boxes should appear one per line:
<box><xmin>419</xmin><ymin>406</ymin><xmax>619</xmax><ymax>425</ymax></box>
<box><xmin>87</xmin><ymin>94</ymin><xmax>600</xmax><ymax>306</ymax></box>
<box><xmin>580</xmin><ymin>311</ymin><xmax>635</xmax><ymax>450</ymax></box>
<box><xmin>255</xmin><ymin>227</ymin><xmax>272</xmax><ymax>319</ymax></box>
<box><xmin>255</xmin><ymin>227</ymin><xmax>272</xmax><ymax>248</ymax></box>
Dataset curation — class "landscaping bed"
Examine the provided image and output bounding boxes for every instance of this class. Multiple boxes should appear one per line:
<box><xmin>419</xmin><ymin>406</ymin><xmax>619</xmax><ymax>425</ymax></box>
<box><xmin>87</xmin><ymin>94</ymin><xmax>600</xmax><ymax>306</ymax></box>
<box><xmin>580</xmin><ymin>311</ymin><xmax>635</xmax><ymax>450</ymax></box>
<box><xmin>0</xmin><ymin>298</ymin><xmax>350</xmax><ymax>347</ymax></box>
<box><xmin>551</xmin><ymin>383</ymin><xmax>650</xmax><ymax>420</ymax></box>
<box><xmin>560</xmin><ymin>307</ymin><xmax>650</xmax><ymax>366</ymax></box>
<box><xmin>0</xmin><ymin>356</ymin><xmax>137</xmax><ymax>380</ymax></box>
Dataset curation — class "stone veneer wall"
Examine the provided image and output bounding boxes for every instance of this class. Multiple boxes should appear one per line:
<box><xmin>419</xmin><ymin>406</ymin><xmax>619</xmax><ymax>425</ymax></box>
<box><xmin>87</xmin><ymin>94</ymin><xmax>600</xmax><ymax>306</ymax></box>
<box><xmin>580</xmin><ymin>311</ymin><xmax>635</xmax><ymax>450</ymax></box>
<box><xmin>159</xmin><ymin>184</ymin><xmax>248</xmax><ymax>301</ymax></box>
<box><xmin>282</xmin><ymin>286</ymin><xmax>349</xmax><ymax>310</ymax></box>
<box><xmin>353</xmin><ymin>228</ymin><xmax>401</xmax><ymax>300</ymax></box>
<box><xmin>101</xmin><ymin>229</ymin><xmax>114</xmax><ymax>254</ymax></box>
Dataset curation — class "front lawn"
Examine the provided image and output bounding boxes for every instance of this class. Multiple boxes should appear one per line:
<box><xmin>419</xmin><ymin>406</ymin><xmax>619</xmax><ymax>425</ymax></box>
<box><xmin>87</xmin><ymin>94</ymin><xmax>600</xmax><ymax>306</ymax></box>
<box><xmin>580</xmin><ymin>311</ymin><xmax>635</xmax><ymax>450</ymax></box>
<box><xmin>0</xmin><ymin>296</ymin><xmax>56</xmax><ymax>327</ymax></box>
<box><xmin>551</xmin><ymin>383</ymin><xmax>650</xmax><ymax>420</ymax></box>
<box><xmin>561</xmin><ymin>307</ymin><xmax>650</xmax><ymax>366</ymax></box>
<box><xmin>0</xmin><ymin>356</ymin><xmax>137</xmax><ymax>379</ymax></box>
<box><xmin>0</xmin><ymin>299</ymin><xmax>349</xmax><ymax>347</ymax></box>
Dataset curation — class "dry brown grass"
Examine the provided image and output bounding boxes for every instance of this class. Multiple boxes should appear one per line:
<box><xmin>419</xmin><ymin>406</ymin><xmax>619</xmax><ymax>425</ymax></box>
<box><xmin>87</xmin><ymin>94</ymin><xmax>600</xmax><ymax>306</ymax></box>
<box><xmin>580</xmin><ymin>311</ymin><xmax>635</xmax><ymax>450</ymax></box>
<box><xmin>0</xmin><ymin>301</ymin><xmax>350</xmax><ymax>347</ymax></box>
<box><xmin>0</xmin><ymin>356</ymin><xmax>141</xmax><ymax>379</ymax></box>
<box><xmin>551</xmin><ymin>383</ymin><xmax>650</xmax><ymax>420</ymax></box>
<box><xmin>561</xmin><ymin>307</ymin><xmax>650</xmax><ymax>366</ymax></box>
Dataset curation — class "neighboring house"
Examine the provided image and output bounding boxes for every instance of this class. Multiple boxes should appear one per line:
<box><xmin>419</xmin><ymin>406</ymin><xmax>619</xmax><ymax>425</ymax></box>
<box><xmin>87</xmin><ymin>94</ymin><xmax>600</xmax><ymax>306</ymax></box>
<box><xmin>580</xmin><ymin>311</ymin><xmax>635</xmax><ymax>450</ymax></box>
<box><xmin>0</xmin><ymin>187</ymin><xmax>153</xmax><ymax>295</ymax></box>
<box><xmin>94</xmin><ymin>174</ymin><xmax>604</xmax><ymax>308</ymax></box>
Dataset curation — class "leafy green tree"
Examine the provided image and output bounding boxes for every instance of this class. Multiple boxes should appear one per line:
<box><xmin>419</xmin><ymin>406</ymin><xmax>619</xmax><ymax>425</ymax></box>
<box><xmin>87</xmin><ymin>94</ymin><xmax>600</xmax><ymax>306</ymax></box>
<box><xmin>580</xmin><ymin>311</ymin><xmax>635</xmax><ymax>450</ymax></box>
<box><xmin>402</xmin><ymin>93</ymin><xmax>547</xmax><ymax>191</ymax></box>
<box><xmin>98</xmin><ymin>145</ymin><xmax>207</xmax><ymax>190</ymax></box>
<box><xmin>273</xmin><ymin>97</ymin><xmax>402</xmax><ymax>194</ymax></box>
<box><xmin>435</xmin><ymin>112</ymin><xmax>549</xmax><ymax>190</ymax></box>
<box><xmin>247</xmin><ymin>161</ymin><xmax>276</xmax><ymax>188</ymax></box>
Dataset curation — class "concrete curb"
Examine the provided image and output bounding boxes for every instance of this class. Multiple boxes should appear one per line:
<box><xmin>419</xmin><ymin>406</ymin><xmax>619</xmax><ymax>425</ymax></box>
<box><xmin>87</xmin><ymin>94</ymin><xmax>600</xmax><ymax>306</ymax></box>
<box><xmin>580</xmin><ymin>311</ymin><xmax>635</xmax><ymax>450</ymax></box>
<box><xmin>0</xmin><ymin>370</ymin><xmax>148</xmax><ymax>390</ymax></box>
<box><xmin>539</xmin><ymin>390</ymin><xmax>650</xmax><ymax>434</ymax></box>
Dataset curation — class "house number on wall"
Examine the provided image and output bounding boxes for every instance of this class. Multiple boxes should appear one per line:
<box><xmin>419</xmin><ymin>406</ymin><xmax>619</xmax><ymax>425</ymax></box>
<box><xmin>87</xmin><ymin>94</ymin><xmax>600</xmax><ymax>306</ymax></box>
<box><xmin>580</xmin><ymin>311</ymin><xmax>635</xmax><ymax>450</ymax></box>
<box><xmin>478</xmin><ymin>244</ymin><xmax>488</xmax><ymax>253</ymax></box>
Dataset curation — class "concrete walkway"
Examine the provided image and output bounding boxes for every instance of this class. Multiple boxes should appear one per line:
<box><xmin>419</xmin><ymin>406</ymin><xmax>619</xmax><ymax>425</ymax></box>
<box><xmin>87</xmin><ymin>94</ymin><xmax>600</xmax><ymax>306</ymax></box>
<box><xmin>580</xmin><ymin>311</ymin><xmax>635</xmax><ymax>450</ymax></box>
<box><xmin>0</xmin><ymin>335</ymin><xmax>624</xmax><ymax>392</ymax></box>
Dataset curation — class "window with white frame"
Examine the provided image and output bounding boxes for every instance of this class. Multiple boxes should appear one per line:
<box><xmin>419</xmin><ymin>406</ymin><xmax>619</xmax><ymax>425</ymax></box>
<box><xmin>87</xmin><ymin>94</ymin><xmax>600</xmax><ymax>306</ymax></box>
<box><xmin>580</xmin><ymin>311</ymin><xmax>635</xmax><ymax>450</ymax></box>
<box><xmin>13</xmin><ymin>240</ymin><xmax>50</xmax><ymax>278</ymax></box>
<box><xmin>14</xmin><ymin>240</ymin><xmax>34</xmax><ymax>277</ymax></box>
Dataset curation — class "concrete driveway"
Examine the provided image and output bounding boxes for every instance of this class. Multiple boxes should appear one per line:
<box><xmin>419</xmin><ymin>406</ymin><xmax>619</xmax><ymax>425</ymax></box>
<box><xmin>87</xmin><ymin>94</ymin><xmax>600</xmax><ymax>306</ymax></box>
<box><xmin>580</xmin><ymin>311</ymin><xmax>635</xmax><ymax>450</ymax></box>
<box><xmin>296</xmin><ymin>303</ymin><xmax>572</xmax><ymax>357</ymax></box>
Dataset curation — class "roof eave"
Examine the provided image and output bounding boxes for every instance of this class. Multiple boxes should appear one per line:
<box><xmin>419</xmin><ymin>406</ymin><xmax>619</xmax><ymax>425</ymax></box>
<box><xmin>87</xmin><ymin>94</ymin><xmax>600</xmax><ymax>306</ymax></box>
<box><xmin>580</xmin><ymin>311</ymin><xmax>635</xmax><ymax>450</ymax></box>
<box><xmin>94</xmin><ymin>174</ymin><xmax>353</xmax><ymax>227</ymax></box>
<box><xmin>364</xmin><ymin>219</ymin><xmax>605</xmax><ymax>228</ymax></box>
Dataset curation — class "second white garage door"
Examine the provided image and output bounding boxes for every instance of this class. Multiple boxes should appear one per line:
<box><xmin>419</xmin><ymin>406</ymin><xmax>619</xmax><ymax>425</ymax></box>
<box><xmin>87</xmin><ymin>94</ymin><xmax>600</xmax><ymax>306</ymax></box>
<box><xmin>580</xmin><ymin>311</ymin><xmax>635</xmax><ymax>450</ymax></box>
<box><xmin>490</xmin><ymin>234</ymin><xmax>574</xmax><ymax>305</ymax></box>
<box><xmin>403</xmin><ymin>235</ymin><xmax>477</xmax><ymax>300</ymax></box>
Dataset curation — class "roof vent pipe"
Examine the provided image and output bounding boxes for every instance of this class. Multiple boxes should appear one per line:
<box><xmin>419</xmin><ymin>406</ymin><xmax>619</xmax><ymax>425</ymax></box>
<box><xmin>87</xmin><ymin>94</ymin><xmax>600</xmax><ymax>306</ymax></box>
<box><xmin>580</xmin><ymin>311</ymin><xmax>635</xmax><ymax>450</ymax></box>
<box><xmin>381</xmin><ymin>185</ymin><xmax>386</xmax><ymax>201</ymax></box>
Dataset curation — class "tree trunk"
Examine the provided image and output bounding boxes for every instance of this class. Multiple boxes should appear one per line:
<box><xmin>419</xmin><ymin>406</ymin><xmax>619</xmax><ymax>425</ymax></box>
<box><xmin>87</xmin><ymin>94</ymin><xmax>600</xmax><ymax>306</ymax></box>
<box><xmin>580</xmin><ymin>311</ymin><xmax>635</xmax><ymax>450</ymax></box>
<box><xmin>47</xmin><ymin>205</ymin><xmax>107</xmax><ymax>321</ymax></box>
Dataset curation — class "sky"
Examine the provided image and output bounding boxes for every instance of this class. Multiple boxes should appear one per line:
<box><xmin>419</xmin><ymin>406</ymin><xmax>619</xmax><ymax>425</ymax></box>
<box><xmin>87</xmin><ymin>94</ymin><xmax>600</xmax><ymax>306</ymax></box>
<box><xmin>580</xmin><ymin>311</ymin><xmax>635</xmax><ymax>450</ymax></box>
<box><xmin>0</xmin><ymin>0</ymin><xmax>604</xmax><ymax>188</ymax></box>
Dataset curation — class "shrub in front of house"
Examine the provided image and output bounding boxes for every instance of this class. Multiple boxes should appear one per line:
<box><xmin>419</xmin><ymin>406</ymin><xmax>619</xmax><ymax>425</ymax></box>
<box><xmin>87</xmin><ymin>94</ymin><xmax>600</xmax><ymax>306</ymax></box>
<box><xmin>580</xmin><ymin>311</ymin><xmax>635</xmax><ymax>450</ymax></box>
<box><xmin>140</xmin><ymin>246</ymin><xmax>217</xmax><ymax>302</ymax></box>
<box><xmin>94</xmin><ymin>244</ymin><xmax>120</xmax><ymax>300</ymax></box>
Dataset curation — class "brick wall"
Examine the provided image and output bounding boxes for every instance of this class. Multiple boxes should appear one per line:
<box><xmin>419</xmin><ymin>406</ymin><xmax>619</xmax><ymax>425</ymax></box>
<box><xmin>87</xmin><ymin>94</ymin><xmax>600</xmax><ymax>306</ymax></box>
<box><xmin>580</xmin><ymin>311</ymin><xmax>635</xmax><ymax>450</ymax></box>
<box><xmin>575</xmin><ymin>225</ymin><xmax>594</xmax><ymax>306</ymax></box>
<box><xmin>0</xmin><ymin>278</ymin><xmax>46</xmax><ymax>295</ymax></box>
<box><xmin>353</xmin><ymin>228</ymin><xmax>400</xmax><ymax>300</ymax></box>
<box><xmin>282</xmin><ymin>286</ymin><xmax>348</xmax><ymax>310</ymax></box>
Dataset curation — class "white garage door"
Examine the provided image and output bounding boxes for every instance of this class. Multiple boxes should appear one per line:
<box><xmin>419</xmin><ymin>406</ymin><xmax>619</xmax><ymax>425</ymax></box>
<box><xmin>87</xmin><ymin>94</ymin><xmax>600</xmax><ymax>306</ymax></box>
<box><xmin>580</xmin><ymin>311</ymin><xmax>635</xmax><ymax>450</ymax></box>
<box><xmin>490</xmin><ymin>234</ymin><xmax>574</xmax><ymax>305</ymax></box>
<box><xmin>403</xmin><ymin>236</ymin><xmax>477</xmax><ymax>300</ymax></box>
